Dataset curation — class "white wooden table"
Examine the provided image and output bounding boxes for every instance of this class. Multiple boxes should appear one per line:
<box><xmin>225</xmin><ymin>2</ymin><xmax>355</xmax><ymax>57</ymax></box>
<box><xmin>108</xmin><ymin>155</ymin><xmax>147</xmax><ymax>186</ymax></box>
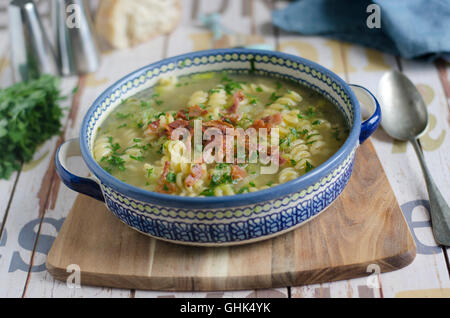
<box><xmin>0</xmin><ymin>0</ymin><xmax>448</xmax><ymax>298</ymax></box>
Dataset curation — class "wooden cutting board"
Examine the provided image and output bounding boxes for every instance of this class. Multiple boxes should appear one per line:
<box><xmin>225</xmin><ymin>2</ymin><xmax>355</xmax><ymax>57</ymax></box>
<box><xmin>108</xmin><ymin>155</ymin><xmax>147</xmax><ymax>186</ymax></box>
<box><xmin>46</xmin><ymin>141</ymin><xmax>416</xmax><ymax>291</ymax></box>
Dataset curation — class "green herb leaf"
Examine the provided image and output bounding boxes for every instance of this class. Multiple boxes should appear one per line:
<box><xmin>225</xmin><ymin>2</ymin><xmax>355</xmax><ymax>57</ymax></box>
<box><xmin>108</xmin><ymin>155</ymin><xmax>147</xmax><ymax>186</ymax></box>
<box><xmin>238</xmin><ymin>187</ymin><xmax>250</xmax><ymax>194</ymax></box>
<box><xmin>129</xmin><ymin>155</ymin><xmax>144</xmax><ymax>162</ymax></box>
<box><xmin>200</xmin><ymin>188</ymin><xmax>215</xmax><ymax>197</ymax></box>
<box><xmin>0</xmin><ymin>75</ymin><xmax>65</xmax><ymax>179</ymax></box>
<box><xmin>116</xmin><ymin>112</ymin><xmax>131</xmax><ymax>119</ymax></box>
<box><xmin>305</xmin><ymin>161</ymin><xmax>315</xmax><ymax>173</ymax></box>
<box><xmin>166</xmin><ymin>172</ymin><xmax>177</xmax><ymax>183</ymax></box>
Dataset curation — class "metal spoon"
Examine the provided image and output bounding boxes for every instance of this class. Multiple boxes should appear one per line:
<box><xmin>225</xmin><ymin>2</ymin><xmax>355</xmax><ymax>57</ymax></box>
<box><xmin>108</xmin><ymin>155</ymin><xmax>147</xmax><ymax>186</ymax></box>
<box><xmin>378</xmin><ymin>70</ymin><xmax>450</xmax><ymax>246</ymax></box>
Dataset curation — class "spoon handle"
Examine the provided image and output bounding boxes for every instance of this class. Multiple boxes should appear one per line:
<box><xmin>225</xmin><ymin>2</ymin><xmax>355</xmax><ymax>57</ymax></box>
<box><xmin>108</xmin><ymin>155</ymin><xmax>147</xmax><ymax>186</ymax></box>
<box><xmin>411</xmin><ymin>139</ymin><xmax>450</xmax><ymax>246</ymax></box>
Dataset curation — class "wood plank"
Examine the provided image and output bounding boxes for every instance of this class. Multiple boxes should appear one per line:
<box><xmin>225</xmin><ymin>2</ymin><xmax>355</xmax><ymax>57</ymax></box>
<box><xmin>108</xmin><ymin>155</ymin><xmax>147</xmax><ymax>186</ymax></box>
<box><xmin>23</xmin><ymin>36</ymin><xmax>168</xmax><ymax>297</ymax></box>
<box><xmin>0</xmin><ymin>0</ymin><xmax>164</xmax><ymax>297</ymax></box>
<box><xmin>46</xmin><ymin>140</ymin><xmax>416</xmax><ymax>291</ymax></box>
<box><xmin>0</xmin><ymin>33</ymin><xmax>19</xmax><ymax>241</ymax></box>
<box><xmin>0</xmin><ymin>77</ymin><xmax>78</xmax><ymax>297</ymax></box>
<box><xmin>373</xmin><ymin>57</ymin><xmax>450</xmax><ymax>297</ymax></box>
<box><xmin>435</xmin><ymin>58</ymin><xmax>450</xmax><ymax>268</ymax></box>
<box><xmin>276</xmin><ymin>0</ymin><xmax>449</xmax><ymax>291</ymax></box>
<box><xmin>330</xmin><ymin>38</ymin><xmax>449</xmax><ymax>297</ymax></box>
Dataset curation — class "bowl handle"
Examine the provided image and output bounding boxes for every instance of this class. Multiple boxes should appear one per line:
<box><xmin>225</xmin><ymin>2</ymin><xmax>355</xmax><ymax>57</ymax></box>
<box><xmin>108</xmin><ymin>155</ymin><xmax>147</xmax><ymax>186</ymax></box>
<box><xmin>349</xmin><ymin>84</ymin><xmax>382</xmax><ymax>144</ymax></box>
<box><xmin>55</xmin><ymin>139</ymin><xmax>105</xmax><ymax>202</ymax></box>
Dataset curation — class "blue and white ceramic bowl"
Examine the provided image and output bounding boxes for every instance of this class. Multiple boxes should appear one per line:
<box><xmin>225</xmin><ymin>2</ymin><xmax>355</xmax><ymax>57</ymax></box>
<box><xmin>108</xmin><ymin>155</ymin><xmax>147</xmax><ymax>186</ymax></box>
<box><xmin>55</xmin><ymin>49</ymin><xmax>381</xmax><ymax>246</ymax></box>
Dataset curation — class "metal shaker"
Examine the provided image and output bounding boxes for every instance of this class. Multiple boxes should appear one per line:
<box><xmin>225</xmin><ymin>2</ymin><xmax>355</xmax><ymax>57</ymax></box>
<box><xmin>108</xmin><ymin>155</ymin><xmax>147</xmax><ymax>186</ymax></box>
<box><xmin>8</xmin><ymin>0</ymin><xmax>59</xmax><ymax>82</ymax></box>
<box><xmin>51</xmin><ymin>0</ymin><xmax>101</xmax><ymax>75</ymax></box>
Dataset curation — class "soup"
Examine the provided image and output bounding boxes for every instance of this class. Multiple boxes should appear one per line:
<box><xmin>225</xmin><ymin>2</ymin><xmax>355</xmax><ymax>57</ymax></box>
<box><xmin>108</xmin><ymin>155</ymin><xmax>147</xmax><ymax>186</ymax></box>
<box><xmin>93</xmin><ymin>72</ymin><xmax>349</xmax><ymax>197</ymax></box>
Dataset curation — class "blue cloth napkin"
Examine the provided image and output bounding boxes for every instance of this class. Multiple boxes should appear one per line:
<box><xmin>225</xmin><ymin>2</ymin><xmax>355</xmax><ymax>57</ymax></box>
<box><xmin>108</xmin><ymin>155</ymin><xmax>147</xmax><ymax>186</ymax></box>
<box><xmin>272</xmin><ymin>0</ymin><xmax>450</xmax><ymax>61</ymax></box>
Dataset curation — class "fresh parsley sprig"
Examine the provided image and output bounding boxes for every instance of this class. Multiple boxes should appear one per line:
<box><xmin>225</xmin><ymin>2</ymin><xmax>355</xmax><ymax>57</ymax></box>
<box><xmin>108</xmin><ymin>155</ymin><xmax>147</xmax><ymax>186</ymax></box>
<box><xmin>0</xmin><ymin>75</ymin><xmax>65</xmax><ymax>179</ymax></box>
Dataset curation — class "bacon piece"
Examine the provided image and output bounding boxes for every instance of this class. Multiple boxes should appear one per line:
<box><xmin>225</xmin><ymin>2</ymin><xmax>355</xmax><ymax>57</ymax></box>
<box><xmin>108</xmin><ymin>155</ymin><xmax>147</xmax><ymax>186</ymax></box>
<box><xmin>250</xmin><ymin>114</ymin><xmax>283</xmax><ymax>131</ymax></box>
<box><xmin>263</xmin><ymin>113</ymin><xmax>282</xmax><ymax>125</ymax></box>
<box><xmin>144</xmin><ymin>120</ymin><xmax>160</xmax><ymax>136</ymax></box>
<box><xmin>250</xmin><ymin>119</ymin><xmax>267</xmax><ymax>130</ymax></box>
<box><xmin>157</xmin><ymin>161</ymin><xmax>177</xmax><ymax>194</ymax></box>
<box><xmin>168</xmin><ymin>119</ymin><xmax>190</xmax><ymax>130</ymax></box>
<box><xmin>203</xmin><ymin>120</ymin><xmax>234</xmax><ymax>134</ymax></box>
<box><xmin>161</xmin><ymin>161</ymin><xmax>170</xmax><ymax>179</ymax></box>
<box><xmin>176</xmin><ymin>105</ymin><xmax>208</xmax><ymax>120</ymax></box>
<box><xmin>163</xmin><ymin>119</ymin><xmax>191</xmax><ymax>138</ymax></box>
<box><xmin>188</xmin><ymin>105</ymin><xmax>208</xmax><ymax>118</ymax></box>
<box><xmin>231</xmin><ymin>165</ymin><xmax>247</xmax><ymax>180</ymax></box>
<box><xmin>184</xmin><ymin>164</ymin><xmax>204</xmax><ymax>187</ymax></box>
<box><xmin>227</xmin><ymin>91</ymin><xmax>245</xmax><ymax>113</ymax></box>
<box><xmin>279</xmin><ymin>156</ymin><xmax>288</xmax><ymax>166</ymax></box>
<box><xmin>221</xmin><ymin>113</ymin><xmax>242</xmax><ymax>124</ymax></box>
<box><xmin>176</xmin><ymin>109</ymin><xmax>188</xmax><ymax>120</ymax></box>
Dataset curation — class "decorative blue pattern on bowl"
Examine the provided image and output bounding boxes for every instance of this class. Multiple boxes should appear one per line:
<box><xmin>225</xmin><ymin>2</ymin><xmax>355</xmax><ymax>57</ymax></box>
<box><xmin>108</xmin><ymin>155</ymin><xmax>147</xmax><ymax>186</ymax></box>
<box><xmin>55</xmin><ymin>49</ymin><xmax>381</xmax><ymax>246</ymax></box>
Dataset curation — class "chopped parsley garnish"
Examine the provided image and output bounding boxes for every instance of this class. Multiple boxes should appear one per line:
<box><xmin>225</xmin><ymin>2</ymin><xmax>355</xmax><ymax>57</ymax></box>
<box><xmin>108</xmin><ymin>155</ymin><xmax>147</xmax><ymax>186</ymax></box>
<box><xmin>140</xmin><ymin>100</ymin><xmax>151</xmax><ymax>109</ymax></box>
<box><xmin>249</xmin><ymin>182</ymin><xmax>256</xmax><ymax>187</ymax></box>
<box><xmin>200</xmin><ymin>188</ymin><xmax>215</xmax><ymax>197</ymax></box>
<box><xmin>209</xmin><ymin>88</ymin><xmax>221</xmax><ymax>94</ymax></box>
<box><xmin>270</xmin><ymin>92</ymin><xmax>281</xmax><ymax>102</ymax></box>
<box><xmin>224</xmin><ymin>81</ymin><xmax>243</xmax><ymax>95</ymax></box>
<box><xmin>249</xmin><ymin>58</ymin><xmax>256</xmax><ymax>72</ymax></box>
<box><xmin>238</xmin><ymin>187</ymin><xmax>250</xmax><ymax>194</ymax></box>
<box><xmin>216</xmin><ymin>163</ymin><xmax>230</xmax><ymax>170</ymax></box>
<box><xmin>305</xmin><ymin>107</ymin><xmax>317</xmax><ymax>118</ymax></box>
<box><xmin>166</xmin><ymin>172</ymin><xmax>177</xmax><ymax>183</ymax></box>
<box><xmin>290</xmin><ymin>159</ymin><xmax>297</xmax><ymax>166</ymax></box>
<box><xmin>209</xmin><ymin>173</ymin><xmax>236</xmax><ymax>189</ymax></box>
<box><xmin>245</xmin><ymin>94</ymin><xmax>258</xmax><ymax>105</ymax></box>
<box><xmin>157</xmin><ymin>144</ymin><xmax>164</xmax><ymax>155</ymax></box>
<box><xmin>307</xmin><ymin>133</ymin><xmax>320</xmax><ymax>140</ymax></box>
<box><xmin>108</xmin><ymin>141</ymin><xmax>121</xmax><ymax>153</ymax></box>
<box><xmin>223</xmin><ymin>117</ymin><xmax>233</xmax><ymax>125</ymax></box>
<box><xmin>221</xmin><ymin>75</ymin><xmax>232</xmax><ymax>83</ymax></box>
<box><xmin>312</xmin><ymin>120</ymin><xmax>321</xmax><ymax>125</ymax></box>
<box><xmin>129</xmin><ymin>155</ymin><xmax>144</xmax><ymax>162</ymax></box>
<box><xmin>0</xmin><ymin>74</ymin><xmax>67</xmax><ymax>178</ymax></box>
<box><xmin>115</xmin><ymin>112</ymin><xmax>131</xmax><ymax>119</ymax></box>
<box><xmin>332</xmin><ymin>129</ymin><xmax>341</xmax><ymax>141</ymax></box>
<box><xmin>146</xmin><ymin>168</ymin><xmax>153</xmax><ymax>178</ymax></box>
<box><xmin>300</xmin><ymin>129</ymin><xmax>309</xmax><ymax>136</ymax></box>
<box><xmin>106</xmin><ymin>155</ymin><xmax>126</xmax><ymax>171</ymax></box>
<box><xmin>305</xmin><ymin>161</ymin><xmax>315</xmax><ymax>173</ymax></box>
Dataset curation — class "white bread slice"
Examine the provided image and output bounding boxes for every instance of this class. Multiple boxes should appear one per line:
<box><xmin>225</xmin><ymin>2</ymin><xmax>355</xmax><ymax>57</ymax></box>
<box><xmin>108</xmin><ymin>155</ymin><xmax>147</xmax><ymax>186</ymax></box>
<box><xmin>95</xmin><ymin>0</ymin><xmax>181</xmax><ymax>49</ymax></box>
